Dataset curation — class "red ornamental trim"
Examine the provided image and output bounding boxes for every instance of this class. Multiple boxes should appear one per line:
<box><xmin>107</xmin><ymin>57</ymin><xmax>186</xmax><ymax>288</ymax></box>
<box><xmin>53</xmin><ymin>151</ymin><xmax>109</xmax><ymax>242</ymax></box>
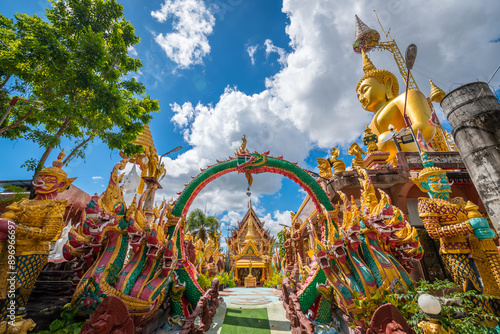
<box><xmin>250</xmin><ymin>166</ymin><xmax>325</xmax><ymax>213</ymax></box>
<box><xmin>180</xmin><ymin>165</ymin><xmax>326</xmax><ymax>217</ymax></box>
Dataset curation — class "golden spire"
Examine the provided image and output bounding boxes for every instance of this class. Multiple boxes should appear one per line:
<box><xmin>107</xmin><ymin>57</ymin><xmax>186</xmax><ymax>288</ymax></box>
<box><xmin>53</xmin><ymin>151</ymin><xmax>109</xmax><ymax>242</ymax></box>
<box><xmin>361</xmin><ymin>49</ymin><xmax>376</xmax><ymax>74</ymax></box>
<box><xmin>353</xmin><ymin>15</ymin><xmax>380</xmax><ymax>53</ymax></box>
<box><xmin>430</xmin><ymin>80</ymin><xmax>446</xmax><ymax>103</ymax></box>
<box><xmin>39</xmin><ymin>149</ymin><xmax>68</xmax><ymax>180</ymax></box>
<box><xmin>245</xmin><ymin>218</ymin><xmax>256</xmax><ymax>242</ymax></box>
<box><xmin>134</xmin><ymin>124</ymin><xmax>156</xmax><ymax>155</ymax></box>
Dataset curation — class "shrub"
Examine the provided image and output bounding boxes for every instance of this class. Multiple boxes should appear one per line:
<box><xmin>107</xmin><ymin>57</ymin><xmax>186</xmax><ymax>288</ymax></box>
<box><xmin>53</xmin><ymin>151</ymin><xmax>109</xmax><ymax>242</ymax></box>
<box><xmin>351</xmin><ymin>279</ymin><xmax>500</xmax><ymax>333</ymax></box>
<box><xmin>263</xmin><ymin>272</ymin><xmax>282</xmax><ymax>288</ymax></box>
<box><xmin>33</xmin><ymin>304</ymin><xmax>84</xmax><ymax>334</ymax></box>
<box><xmin>216</xmin><ymin>272</ymin><xmax>236</xmax><ymax>288</ymax></box>
<box><xmin>197</xmin><ymin>273</ymin><xmax>211</xmax><ymax>290</ymax></box>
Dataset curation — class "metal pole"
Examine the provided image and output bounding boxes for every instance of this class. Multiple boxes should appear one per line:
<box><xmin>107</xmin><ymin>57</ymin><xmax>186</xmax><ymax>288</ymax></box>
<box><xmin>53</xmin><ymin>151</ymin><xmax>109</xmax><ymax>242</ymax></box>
<box><xmin>158</xmin><ymin>145</ymin><xmax>182</xmax><ymax>168</ymax></box>
<box><xmin>402</xmin><ymin>44</ymin><xmax>423</xmax><ymax>156</ymax></box>
<box><xmin>487</xmin><ymin>65</ymin><xmax>500</xmax><ymax>84</ymax></box>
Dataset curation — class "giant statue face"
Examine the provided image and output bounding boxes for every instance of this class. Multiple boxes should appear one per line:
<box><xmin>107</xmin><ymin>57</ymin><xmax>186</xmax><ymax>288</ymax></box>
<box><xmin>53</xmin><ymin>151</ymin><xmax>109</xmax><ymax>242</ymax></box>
<box><xmin>421</xmin><ymin>173</ymin><xmax>452</xmax><ymax>199</ymax></box>
<box><xmin>33</xmin><ymin>173</ymin><xmax>66</xmax><ymax>194</ymax></box>
<box><xmin>357</xmin><ymin>77</ymin><xmax>387</xmax><ymax>112</ymax></box>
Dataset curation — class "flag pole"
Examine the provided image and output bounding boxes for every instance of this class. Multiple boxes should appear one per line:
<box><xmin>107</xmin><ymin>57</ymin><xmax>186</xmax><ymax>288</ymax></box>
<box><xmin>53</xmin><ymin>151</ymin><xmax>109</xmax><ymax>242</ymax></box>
<box><xmin>402</xmin><ymin>44</ymin><xmax>423</xmax><ymax>156</ymax></box>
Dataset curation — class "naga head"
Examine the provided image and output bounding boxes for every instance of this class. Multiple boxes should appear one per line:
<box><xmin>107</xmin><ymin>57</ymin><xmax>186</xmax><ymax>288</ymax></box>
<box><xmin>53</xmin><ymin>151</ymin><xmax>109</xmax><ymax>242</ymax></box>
<box><xmin>82</xmin><ymin>195</ymin><xmax>124</xmax><ymax>244</ymax></box>
<box><xmin>393</xmin><ymin>225</ymin><xmax>423</xmax><ymax>272</ymax></box>
<box><xmin>126</xmin><ymin>196</ymin><xmax>147</xmax><ymax>252</ymax></box>
<box><xmin>338</xmin><ymin>191</ymin><xmax>362</xmax><ymax>250</ymax></box>
<box><xmin>329</xmin><ymin>236</ymin><xmax>347</xmax><ymax>261</ymax></box>
<box><xmin>162</xmin><ymin>237</ymin><xmax>178</xmax><ymax>274</ymax></box>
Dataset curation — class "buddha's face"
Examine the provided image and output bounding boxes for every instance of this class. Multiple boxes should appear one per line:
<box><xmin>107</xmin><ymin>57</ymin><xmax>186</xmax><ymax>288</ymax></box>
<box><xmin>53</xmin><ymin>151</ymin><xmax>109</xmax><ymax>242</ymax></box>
<box><xmin>357</xmin><ymin>77</ymin><xmax>387</xmax><ymax>112</ymax></box>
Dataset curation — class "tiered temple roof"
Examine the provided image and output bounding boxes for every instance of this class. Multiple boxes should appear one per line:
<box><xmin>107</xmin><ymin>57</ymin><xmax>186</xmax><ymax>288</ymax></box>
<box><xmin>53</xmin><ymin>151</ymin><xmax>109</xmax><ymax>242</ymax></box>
<box><xmin>226</xmin><ymin>205</ymin><xmax>274</xmax><ymax>283</ymax></box>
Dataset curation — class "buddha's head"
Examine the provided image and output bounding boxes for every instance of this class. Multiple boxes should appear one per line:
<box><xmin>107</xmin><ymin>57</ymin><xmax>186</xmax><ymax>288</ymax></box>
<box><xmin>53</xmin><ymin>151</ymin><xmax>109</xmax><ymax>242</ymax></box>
<box><xmin>356</xmin><ymin>50</ymin><xmax>399</xmax><ymax>112</ymax></box>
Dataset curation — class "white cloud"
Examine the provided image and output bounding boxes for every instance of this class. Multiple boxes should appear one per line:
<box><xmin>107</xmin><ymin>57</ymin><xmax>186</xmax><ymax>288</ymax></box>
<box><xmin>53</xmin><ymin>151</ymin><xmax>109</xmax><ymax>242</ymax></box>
<box><xmin>151</xmin><ymin>0</ymin><xmax>215</xmax><ymax>68</ymax></box>
<box><xmin>221</xmin><ymin>211</ymin><xmax>243</xmax><ymax>228</ymax></box>
<box><xmin>157</xmin><ymin>86</ymin><xmax>311</xmax><ymax>216</ymax></box>
<box><xmin>127</xmin><ymin>46</ymin><xmax>138</xmax><ymax>57</ymax></box>
<box><xmin>154</xmin><ymin>0</ymin><xmax>500</xmax><ymax>232</ymax></box>
<box><xmin>171</xmin><ymin>102</ymin><xmax>196</xmax><ymax>128</ymax></box>
<box><xmin>92</xmin><ymin>176</ymin><xmax>103</xmax><ymax>180</ymax></box>
<box><xmin>264</xmin><ymin>39</ymin><xmax>287</xmax><ymax>67</ymax></box>
<box><xmin>261</xmin><ymin>210</ymin><xmax>292</xmax><ymax>237</ymax></box>
<box><xmin>247</xmin><ymin>44</ymin><xmax>259</xmax><ymax>65</ymax></box>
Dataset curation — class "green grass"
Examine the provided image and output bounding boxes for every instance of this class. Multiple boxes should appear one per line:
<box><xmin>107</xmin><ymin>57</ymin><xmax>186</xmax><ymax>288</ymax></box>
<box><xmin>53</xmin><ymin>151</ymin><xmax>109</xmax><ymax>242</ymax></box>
<box><xmin>220</xmin><ymin>308</ymin><xmax>271</xmax><ymax>334</ymax></box>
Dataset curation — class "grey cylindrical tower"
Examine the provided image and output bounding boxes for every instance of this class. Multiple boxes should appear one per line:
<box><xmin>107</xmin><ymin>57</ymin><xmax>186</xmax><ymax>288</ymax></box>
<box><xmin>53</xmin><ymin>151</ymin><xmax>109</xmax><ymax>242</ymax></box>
<box><xmin>441</xmin><ymin>82</ymin><xmax>500</xmax><ymax>232</ymax></box>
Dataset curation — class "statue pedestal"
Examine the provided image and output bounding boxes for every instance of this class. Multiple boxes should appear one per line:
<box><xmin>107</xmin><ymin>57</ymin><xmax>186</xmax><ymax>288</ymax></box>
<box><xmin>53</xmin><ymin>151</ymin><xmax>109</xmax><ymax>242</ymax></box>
<box><xmin>244</xmin><ymin>276</ymin><xmax>256</xmax><ymax>288</ymax></box>
<box><xmin>364</xmin><ymin>152</ymin><xmax>390</xmax><ymax>169</ymax></box>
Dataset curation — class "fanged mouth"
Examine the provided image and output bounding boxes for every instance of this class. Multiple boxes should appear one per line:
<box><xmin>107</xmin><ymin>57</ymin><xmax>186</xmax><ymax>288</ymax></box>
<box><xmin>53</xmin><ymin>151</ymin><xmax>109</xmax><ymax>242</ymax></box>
<box><xmin>431</xmin><ymin>181</ymin><xmax>454</xmax><ymax>190</ymax></box>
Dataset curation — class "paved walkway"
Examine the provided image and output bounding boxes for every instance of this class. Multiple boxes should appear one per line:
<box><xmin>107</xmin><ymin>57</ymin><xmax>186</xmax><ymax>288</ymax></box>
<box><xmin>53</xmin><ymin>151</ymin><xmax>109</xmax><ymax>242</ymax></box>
<box><xmin>208</xmin><ymin>288</ymin><xmax>290</xmax><ymax>334</ymax></box>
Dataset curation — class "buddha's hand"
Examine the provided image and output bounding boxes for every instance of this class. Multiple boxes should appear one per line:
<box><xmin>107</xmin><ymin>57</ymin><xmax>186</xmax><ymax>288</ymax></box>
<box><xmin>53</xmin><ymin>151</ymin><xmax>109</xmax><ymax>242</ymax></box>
<box><xmin>469</xmin><ymin>217</ymin><xmax>496</xmax><ymax>239</ymax></box>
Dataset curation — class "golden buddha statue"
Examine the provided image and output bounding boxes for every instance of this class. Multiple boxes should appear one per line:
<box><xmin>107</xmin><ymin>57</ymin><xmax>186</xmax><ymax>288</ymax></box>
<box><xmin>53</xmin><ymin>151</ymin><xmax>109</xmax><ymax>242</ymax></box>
<box><xmin>357</xmin><ymin>51</ymin><xmax>436</xmax><ymax>159</ymax></box>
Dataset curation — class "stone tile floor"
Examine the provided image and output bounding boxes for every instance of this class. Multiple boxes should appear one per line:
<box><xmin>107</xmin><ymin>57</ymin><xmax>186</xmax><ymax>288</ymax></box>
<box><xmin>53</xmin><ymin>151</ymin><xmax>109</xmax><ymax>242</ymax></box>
<box><xmin>208</xmin><ymin>288</ymin><xmax>290</xmax><ymax>334</ymax></box>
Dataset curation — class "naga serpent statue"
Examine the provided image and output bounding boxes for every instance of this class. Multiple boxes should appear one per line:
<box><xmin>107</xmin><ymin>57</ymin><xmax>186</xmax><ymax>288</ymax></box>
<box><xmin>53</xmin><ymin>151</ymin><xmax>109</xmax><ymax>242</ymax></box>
<box><xmin>291</xmin><ymin>168</ymin><xmax>422</xmax><ymax>328</ymax></box>
<box><xmin>63</xmin><ymin>159</ymin><xmax>205</xmax><ymax>327</ymax></box>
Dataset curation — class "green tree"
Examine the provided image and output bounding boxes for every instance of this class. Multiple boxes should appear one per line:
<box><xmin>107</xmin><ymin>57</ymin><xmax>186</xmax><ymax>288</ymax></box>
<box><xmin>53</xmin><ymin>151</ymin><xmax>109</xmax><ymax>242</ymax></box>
<box><xmin>185</xmin><ymin>209</ymin><xmax>220</xmax><ymax>243</ymax></box>
<box><xmin>0</xmin><ymin>0</ymin><xmax>159</xmax><ymax>178</ymax></box>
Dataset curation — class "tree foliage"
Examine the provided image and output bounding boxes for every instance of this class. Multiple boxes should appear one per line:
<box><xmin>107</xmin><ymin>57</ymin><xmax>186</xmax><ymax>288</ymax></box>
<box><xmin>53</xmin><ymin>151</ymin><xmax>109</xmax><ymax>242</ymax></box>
<box><xmin>185</xmin><ymin>208</ymin><xmax>220</xmax><ymax>243</ymax></box>
<box><xmin>0</xmin><ymin>0</ymin><xmax>159</xmax><ymax>173</ymax></box>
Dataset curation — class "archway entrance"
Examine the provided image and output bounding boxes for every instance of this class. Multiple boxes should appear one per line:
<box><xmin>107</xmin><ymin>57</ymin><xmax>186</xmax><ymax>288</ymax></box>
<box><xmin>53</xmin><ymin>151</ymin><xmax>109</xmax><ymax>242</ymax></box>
<box><xmin>171</xmin><ymin>150</ymin><xmax>333</xmax><ymax>219</ymax></box>
<box><xmin>168</xmin><ymin>148</ymin><xmax>334</xmax><ymax>259</ymax></box>
<box><xmin>168</xmin><ymin>144</ymin><xmax>335</xmax><ymax>312</ymax></box>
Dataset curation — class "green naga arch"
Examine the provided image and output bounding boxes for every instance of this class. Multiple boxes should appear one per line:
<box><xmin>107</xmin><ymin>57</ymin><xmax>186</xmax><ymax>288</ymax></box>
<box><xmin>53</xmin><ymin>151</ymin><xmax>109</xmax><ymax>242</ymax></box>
<box><xmin>171</xmin><ymin>148</ymin><xmax>334</xmax><ymax>219</ymax></box>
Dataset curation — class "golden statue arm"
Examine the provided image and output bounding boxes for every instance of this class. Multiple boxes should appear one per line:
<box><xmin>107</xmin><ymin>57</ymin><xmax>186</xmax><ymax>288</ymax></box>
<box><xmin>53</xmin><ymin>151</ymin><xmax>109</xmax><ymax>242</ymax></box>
<box><xmin>15</xmin><ymin>224</ymin><xmax>50</xmax><ymax>241</ymax></box>
<box><xmin>396</xmin><ymin>90</ymin><xmax>436</xmax><ymax>142</ymax></box>
<box><xmin>15</xmin><ymin>217</ymin><xmax>64</xmax><ymax>242</ymax></box>
<box><xmin>422</xmin><ymin>218</ymin><xmax>473</xmax><ymax>239</ymax></box>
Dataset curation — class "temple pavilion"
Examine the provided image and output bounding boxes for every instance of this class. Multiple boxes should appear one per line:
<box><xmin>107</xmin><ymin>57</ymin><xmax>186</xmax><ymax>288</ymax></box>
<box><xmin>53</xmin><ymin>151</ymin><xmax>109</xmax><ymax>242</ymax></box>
<box><xmin>227</xmin><ymin>204</ymin><xmax>274</xmax><ymax>286</ymax></box>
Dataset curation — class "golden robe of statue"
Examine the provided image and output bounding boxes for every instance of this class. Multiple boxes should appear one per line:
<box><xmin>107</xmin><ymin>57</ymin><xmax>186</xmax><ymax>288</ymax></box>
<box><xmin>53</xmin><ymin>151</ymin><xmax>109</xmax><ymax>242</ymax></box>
<box><xmin>356</xmin><ymin>51</ymin><xmax>436</xmax><ymax>159</ymax></box>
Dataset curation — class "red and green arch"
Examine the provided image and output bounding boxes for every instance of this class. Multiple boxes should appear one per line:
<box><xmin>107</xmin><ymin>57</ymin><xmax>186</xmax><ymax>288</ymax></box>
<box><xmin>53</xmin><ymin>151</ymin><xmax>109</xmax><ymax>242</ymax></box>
<box><xmin>171</xmin><ymin>153</ymin><xmax>333</xmax><ymax>218</ymax></box>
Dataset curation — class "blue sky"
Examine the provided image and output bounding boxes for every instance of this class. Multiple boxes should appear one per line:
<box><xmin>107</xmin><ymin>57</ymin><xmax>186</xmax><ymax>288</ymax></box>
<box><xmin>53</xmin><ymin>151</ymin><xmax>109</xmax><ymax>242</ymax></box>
<box><xmin>1</xmin><ymin>0</ymin><xmax>500</xmax><ymax>246</ymax></box>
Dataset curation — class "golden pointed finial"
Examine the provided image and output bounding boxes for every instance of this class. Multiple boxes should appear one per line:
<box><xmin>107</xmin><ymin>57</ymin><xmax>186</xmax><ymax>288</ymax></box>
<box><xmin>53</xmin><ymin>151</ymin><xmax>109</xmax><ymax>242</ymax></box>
<box><xmin>353</xmin><ymin>15</ymin><xmax>380</xmax><ymax>53</ymax></box>
<box><xmin>429</xmin><ymin>80</ymin><xmax>446</xmax><ymax>103</ymax></box>
<box><xmin>362</xmin><ymin>49</ymin><xmax>376</xmax><ymax>74</ymax></box>
<box><xmin>236</xmin><ymin>134</ymin><xmax>249</xmax><ymax>156</ymax></box>
<box><xmin>245</xmin><ymin>218</ymin><xmax>256</xmax><ymax>241</ymax></box>
<box><xmin>53</xmin><ymin>149</ymin><xmax>65</xmax><ymax>168</ymax></box>
<box><xmin>134</xmin><ymin>124</ymin><xmax>156</xmax><ymax>155</ymax></box>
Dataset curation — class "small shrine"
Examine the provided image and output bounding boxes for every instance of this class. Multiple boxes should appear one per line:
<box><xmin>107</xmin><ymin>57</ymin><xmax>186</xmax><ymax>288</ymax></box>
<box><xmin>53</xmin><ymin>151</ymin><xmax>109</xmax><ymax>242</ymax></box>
<box><xmin>227</xmin><ymin>203</ymin><xmax>274</xmax><ymax>286</ymax></box>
